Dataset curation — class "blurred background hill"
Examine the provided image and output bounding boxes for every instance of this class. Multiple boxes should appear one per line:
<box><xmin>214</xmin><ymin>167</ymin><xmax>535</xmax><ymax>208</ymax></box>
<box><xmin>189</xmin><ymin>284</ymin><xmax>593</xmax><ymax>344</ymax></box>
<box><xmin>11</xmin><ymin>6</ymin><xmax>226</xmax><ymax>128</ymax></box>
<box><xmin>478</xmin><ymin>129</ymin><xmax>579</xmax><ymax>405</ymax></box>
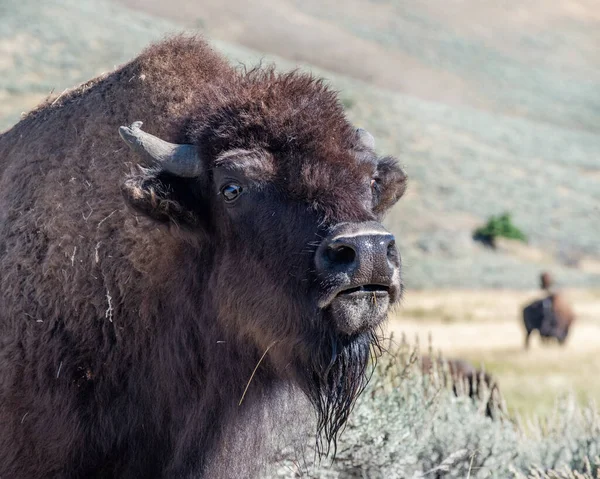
<box><xmin>2</xmin><ymin>0</ymin><xmax>599</xmax><ymax>289</ymax></box>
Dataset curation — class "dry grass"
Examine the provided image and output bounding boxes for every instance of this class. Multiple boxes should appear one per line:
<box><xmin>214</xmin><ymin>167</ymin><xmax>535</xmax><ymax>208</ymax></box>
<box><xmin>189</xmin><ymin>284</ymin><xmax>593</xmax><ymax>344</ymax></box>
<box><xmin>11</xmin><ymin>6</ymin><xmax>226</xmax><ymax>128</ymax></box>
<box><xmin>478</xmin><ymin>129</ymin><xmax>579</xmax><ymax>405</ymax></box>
<box><xmin>387</xmin><ymin>289</ymin><xmax>600</xmax><ymax>417</ymax></box>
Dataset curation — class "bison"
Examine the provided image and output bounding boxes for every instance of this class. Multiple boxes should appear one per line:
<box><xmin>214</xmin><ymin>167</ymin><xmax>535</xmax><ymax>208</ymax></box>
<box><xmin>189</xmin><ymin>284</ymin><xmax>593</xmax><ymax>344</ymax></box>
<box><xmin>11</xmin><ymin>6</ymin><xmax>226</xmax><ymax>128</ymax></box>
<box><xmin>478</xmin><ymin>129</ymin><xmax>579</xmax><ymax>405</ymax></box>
<box><xmin>523</xmin><ymin>272</ymin><xmax>575</xmax><ymax>349</ymax></box>
<box><xmin>420</xmin><ymin>356</ymin><xmax>503</xmax><ymax>419</ymax></box>
<box><xmin>0</xmin><ymin>36</ymin><xmax>407</xmax><ymax>477</ymax></box>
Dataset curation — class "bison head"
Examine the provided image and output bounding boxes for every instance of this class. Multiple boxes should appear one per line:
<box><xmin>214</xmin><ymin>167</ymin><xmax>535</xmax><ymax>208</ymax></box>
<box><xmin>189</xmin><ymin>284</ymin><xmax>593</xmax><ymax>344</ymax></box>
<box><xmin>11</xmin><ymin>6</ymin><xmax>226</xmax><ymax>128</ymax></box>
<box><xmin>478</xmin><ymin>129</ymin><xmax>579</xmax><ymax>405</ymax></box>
<box><xmin>118</xmin><ymin>74</ymin><xmax>406</xmax><ymax>453</ymax></box>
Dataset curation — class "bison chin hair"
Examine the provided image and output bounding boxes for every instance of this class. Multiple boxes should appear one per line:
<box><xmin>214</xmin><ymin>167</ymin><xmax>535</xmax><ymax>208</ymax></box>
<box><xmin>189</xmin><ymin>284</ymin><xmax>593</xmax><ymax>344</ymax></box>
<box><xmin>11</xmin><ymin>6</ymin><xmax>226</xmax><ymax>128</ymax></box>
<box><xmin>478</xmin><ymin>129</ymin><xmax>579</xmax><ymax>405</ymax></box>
<box><xmin>298</xmin><ymin>328</ymin><xmax>382</xmax><ymax>457</ymax></box>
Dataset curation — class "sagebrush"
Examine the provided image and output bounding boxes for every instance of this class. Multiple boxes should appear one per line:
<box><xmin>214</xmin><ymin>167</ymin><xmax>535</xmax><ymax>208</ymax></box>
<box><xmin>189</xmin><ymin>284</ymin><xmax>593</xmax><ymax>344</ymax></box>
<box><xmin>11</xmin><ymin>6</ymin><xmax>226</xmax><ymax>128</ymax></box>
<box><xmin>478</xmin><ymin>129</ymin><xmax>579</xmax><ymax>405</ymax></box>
<box><xmin>269</xmin><ymin>338</ymin><xmax>600</xmax><ymax>478</ymax></box>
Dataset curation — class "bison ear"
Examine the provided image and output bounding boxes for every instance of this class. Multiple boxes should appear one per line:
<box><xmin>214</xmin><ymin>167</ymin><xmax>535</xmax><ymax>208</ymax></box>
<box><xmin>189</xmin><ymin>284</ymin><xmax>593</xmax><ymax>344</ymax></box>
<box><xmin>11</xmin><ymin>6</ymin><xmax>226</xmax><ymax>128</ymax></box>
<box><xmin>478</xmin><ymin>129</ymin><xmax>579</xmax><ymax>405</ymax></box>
<box><xmin>119</xmin><ymin>122</ymin><xmax>208</xmax><ymax>228</ymax></box>
<box><xmin>373</xmin><ymin>156</ymin><xmax>407</xmax><ymax>216</ymax></box>
<box><xmin>121</xmin><ymin>167</ymin><xmax>204</xmax><ymax>228</ymax></box>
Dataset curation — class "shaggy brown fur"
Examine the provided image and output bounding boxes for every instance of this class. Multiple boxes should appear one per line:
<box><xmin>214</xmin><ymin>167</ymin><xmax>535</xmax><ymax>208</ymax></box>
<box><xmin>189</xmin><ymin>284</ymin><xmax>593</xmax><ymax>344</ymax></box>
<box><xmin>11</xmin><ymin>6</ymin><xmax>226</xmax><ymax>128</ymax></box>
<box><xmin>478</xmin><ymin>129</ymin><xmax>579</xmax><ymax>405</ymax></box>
<box><xmin>0</xmin><ymin>36</ymin><xmax>406</xmax><ymax>477</ymax></box>
<box><xmin>420</xmin><ymin>356</ymin><xmax>503</xmax><ymax>418</ymax></box>
<box><xmin>523</xmin><ymin>292</ymin><xmax>576</xmax><ymax>348</ymax></box>
<box><xmin>523</xmin><ymin>273</ymin><xmax>575</xmax><ymax>348</ymax></box>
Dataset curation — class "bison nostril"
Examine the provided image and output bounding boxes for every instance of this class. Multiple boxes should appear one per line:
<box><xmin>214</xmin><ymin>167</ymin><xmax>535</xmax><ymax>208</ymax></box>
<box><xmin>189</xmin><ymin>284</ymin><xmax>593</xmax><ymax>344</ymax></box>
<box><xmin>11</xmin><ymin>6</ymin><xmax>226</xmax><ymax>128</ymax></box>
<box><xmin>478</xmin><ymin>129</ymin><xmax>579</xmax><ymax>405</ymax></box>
<box><xmin>327</xmin><ymin>245</ymin><xmax>356</xmax><ymax>266</ymax></box>
<box><xmin>387</xmin><ymin>239</ymin><xmax>396</xmax><ymax>258</ymax></box>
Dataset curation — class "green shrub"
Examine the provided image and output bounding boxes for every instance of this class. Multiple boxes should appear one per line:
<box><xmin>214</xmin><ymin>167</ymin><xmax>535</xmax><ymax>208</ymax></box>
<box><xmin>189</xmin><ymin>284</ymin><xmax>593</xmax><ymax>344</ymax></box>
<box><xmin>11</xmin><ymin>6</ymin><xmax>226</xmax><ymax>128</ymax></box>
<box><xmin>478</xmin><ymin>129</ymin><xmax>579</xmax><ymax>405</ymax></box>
<box><xmin>474</xmin><ymin>212</ymin><xmax>528</xmax><ymax>246</ymax></box>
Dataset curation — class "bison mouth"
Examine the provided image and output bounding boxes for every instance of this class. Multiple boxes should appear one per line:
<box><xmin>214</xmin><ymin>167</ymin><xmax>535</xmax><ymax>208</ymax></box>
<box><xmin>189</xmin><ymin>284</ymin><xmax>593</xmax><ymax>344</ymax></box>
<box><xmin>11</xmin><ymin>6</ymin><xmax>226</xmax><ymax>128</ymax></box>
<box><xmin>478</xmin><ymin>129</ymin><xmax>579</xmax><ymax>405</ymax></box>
<box><xmin>322</xmin><ymin>284</ymin><xmax>392</xmax><ymax>336</ymax></box>
<box><xmin>336</xmin><ymin>284</ymin><xmax>390</xmax><ymax>297</ymax></box>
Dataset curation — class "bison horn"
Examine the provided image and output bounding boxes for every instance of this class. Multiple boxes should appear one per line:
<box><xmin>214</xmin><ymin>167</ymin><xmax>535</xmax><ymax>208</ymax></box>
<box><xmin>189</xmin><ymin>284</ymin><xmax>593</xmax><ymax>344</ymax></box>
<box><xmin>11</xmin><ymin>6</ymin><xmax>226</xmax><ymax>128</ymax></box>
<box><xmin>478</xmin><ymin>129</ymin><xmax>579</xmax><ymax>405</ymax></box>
<box><xmin>356</xmin><ymin>128</ymin><xmax>375</xmax><ymax>150</ymax></box>
<box><xmin>118</xmin><ymin>121</ymin><xmax>202</xmax><ymax>177</ymax></box>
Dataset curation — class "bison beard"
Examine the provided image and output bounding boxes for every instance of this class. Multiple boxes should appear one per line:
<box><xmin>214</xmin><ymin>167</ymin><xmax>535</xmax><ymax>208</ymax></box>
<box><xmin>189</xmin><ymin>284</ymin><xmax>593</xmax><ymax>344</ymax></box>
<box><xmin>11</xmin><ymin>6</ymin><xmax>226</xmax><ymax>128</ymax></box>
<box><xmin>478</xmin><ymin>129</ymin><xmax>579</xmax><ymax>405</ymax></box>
<box><xmin>305</xmin><ymin>330</ymin><xmax>381</xmax><ymax>456</ymax></box>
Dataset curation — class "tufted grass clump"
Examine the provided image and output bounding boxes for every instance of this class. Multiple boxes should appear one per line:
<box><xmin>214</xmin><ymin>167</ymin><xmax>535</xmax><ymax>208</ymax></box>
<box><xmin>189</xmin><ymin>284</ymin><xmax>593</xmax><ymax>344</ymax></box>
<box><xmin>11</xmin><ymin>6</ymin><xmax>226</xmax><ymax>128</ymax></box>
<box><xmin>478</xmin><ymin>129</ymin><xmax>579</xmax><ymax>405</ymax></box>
<box><xmin>270</xmin><ymin>338</ymin><xmax>600</xmax><ymax>478</ymax></box>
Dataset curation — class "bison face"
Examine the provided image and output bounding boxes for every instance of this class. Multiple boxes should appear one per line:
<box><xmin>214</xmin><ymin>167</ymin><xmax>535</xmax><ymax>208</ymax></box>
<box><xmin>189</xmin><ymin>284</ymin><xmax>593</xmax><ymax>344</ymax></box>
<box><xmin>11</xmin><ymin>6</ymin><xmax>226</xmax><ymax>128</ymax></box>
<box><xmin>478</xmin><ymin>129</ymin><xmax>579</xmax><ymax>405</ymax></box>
<box><xmin>119</xmin><ymin>121</ymin><xmax>406</xmax><ymax>450</ymax></box>
<box><xmin>208</xmin><ymin>150</ymin><xmax>404</xmax><ymax>340</ymax></box>
<box><xmin>120</xmin><ymin>122</ymin><xmax>405</xmax><ymax>337</ymax></box>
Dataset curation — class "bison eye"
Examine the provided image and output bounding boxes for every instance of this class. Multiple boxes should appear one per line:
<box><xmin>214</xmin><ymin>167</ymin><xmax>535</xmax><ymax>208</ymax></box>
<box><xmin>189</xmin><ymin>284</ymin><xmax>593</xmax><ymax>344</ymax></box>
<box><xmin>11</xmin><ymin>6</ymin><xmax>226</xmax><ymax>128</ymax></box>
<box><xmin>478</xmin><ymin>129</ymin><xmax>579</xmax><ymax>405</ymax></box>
<box><xmin>220</xmin><ymin>183</ymin><xmax>243</xmax><ymax>203</ymax></box>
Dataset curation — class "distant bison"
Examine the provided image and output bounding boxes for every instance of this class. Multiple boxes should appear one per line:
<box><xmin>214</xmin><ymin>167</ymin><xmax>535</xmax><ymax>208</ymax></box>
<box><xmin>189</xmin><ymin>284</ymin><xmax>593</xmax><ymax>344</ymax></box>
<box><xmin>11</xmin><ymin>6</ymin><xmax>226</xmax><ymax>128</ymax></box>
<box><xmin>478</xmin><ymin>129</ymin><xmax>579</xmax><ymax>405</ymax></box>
<box><xmin>420</xmin><ymin>355</ymin><xmax>503</xmax><ymax>418</ymax></box>
<box><xmin>523</xmin><ymin>272</ymin><xmax>575</xmax><ymax>349</ymax></box>
<box><xmin>0</xmin><ymin>37</ymin><xmax>407</xmax><ymax>477</ymax></box>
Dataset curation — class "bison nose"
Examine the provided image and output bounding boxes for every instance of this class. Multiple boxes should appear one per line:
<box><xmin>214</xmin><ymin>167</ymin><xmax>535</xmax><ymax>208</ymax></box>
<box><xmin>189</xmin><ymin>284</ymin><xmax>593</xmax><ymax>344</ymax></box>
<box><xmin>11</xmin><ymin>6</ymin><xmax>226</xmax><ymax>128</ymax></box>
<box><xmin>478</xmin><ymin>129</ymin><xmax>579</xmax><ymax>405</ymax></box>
<box><xmin>315</xmin><ymin>221</ymin><xmax>398</xmax><ymax>292</ymax></box>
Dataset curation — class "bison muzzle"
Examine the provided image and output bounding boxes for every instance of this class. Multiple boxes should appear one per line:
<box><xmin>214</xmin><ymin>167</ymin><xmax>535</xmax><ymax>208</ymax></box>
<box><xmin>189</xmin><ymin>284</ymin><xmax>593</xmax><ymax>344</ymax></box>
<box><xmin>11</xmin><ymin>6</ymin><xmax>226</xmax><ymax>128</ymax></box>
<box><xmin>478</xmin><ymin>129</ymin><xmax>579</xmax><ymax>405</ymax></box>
<box><xmin>315</xmin><ymin>221</ymin><xmax>399</xmax><ymax>334</ymax></box>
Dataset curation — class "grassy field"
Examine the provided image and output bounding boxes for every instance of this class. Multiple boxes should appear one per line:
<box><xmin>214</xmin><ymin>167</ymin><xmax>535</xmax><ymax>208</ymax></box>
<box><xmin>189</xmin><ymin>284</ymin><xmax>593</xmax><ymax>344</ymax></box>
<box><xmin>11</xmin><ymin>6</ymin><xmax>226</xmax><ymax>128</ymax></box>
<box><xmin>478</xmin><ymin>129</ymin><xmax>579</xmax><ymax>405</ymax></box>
<box><xmin>387</xmin><ymin>288</ymin><xmax>600</xmax><ymax>417</ymax></box>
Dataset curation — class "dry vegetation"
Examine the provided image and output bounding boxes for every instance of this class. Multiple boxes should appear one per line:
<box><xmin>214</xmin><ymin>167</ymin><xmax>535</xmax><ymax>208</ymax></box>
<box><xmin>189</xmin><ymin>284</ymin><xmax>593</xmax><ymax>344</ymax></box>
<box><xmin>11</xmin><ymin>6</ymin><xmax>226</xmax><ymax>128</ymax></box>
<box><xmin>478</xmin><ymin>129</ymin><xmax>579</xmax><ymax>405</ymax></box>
<box><xmin>388</xmin><ymin>288</ymin><xmax>600</xmax><ymax>417</ymax></box>
<box><xmin>272</xmin><ymin>332</ymin><xmax>600</xmax><ymax>478</ymax></box>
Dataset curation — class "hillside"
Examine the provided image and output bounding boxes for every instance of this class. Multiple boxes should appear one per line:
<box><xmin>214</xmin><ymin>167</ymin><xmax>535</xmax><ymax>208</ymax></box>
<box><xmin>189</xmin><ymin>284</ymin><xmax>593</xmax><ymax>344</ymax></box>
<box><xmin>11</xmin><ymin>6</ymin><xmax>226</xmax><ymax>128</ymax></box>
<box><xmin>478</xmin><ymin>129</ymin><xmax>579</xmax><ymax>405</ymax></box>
<box><xmin>1</xmin><ymin>0</ymin><xmax>599</xmax><ymax>288</ymax></box>
<box><xmin>118</xmin><ymin>0</ymin><xmax>600</xmax><ymax>133</ymax></box>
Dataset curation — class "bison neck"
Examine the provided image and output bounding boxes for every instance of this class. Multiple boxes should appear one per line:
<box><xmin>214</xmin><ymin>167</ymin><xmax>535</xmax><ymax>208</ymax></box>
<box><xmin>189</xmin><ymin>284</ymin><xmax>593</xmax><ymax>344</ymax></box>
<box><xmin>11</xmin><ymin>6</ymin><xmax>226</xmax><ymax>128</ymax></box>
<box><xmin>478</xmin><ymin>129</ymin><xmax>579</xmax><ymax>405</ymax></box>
<box><xmin>117</xmin><ymin>265</ymin><xmax>309</xmax><ymax>477</ymax></box>
<box><xmin>150</xmin><ymin>325</ymin><xmax>310</xmax><ymax>478</ymax></box>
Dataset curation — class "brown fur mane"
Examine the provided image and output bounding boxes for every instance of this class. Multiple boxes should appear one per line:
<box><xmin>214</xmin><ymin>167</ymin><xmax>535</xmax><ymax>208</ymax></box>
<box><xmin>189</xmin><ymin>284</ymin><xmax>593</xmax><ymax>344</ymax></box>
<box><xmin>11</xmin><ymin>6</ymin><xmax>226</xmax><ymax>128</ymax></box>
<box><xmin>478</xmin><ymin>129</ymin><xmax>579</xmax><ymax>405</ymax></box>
<box><xmin>0</xmin><ymin>35</ymin><xmax>404</xmax><ymax>478</ymax></box>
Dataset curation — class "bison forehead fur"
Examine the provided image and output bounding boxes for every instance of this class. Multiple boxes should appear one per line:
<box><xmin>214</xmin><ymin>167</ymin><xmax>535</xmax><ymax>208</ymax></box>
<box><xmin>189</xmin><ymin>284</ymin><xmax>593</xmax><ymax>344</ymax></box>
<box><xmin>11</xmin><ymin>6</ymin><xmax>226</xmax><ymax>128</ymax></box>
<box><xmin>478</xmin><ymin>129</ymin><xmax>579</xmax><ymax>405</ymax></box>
<box><xmin>0</xmin><ymin>36</ymin><xmax>406</xmax><ymax>478</ymax></box>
